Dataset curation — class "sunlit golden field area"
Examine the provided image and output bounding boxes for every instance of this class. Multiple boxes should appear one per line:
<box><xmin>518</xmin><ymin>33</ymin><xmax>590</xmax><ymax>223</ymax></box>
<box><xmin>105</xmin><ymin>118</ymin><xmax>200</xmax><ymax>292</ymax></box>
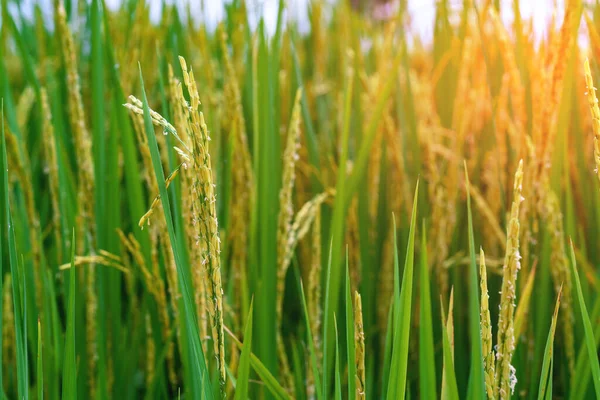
<box><xmin>3</xmin><ymin>0</ymin><xmax>600</xmax><ymax>399</ymax></box>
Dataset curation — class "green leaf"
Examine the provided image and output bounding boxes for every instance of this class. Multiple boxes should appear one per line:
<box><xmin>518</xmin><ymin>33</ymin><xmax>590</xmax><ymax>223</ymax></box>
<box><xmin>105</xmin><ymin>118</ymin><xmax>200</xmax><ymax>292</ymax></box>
<box><xmin>2</xmin><ymin>101</ymin><xmax>29</xmax><ymax>400</ymax></box>
<box><xmin>61</xmin><ymin>230</ymin><xmax>77</xmax><ymax>400</ymax></box>
<box><xmin>295</xmin><ymin>266</ymin><xmax>323</xmax><ymax>400</ymax></box>
<box><xmin>235</xmin><ymin>300</ymin><xmax>254</xmax><ymax>400</ymax></box>
<box><xmin>227</xmin><ymin>328</ymin><xmax>291</xmax><ymax>400</ymax></box>
<box><xmin>345</xmin><ymin>255</ymin><xmax>357</xmax><ymax>400</ymax></box>
<box><xmin>37</xmin><ymin>318</ymin><xmax>43</xmax><ymax>400</ymax></box>
<box><xmin>137</xmin><ymin>66</ymin><xmax>212</xmax><ymax>399</ymax></box>
<box><xmin>537</xmin><ymin>288</ymin><xmax>561</xmax><ymax>400</ymax></box>
<box><xmin>441</xmin><ymin>298</ymin><xmax>460</xmax><ymax>400</ymax></box>
<box><xmin>419</xmin><ymin>223</ymin><xmax>437</xmax><ymax>399</ymax></box>
<box><xmin>464</xmin><ymin>162</ymin><xmax>486</xmax><ymax>400</ymax></box>
<box><xmin>334</xmin><ymin>317</ymin><xmax>342</xmax><ymax>400</ymax></box>
<box><xmin>386</xmin><ymin>181</ymin><xmax>419</xmax><ymax>400</ymax></box>
<box><xmin>568</xmin><ymin>240</ymin><xmax>600</xmax><ymax>399</ymax></box>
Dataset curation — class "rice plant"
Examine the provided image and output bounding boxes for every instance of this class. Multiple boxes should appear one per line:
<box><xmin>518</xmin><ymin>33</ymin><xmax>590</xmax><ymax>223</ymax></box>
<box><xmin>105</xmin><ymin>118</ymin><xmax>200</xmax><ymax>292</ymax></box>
<box><xmin>2</xmin><ymin>0</ymin><xmax>600</xmax><ymax>399</ymax></box>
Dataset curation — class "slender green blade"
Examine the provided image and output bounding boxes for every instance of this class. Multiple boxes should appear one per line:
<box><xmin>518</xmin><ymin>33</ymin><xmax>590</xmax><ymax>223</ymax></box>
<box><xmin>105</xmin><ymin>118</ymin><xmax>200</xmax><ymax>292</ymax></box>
<box><xmin>537</xmin><ymin>289</ymin><xmax>561</xmax><ymax>400</ymax></box>
<box><xmin>334</xmin><ymin>317</ymin><xmax>342</xmax><ymax>400</ymax></box>
<box><xmin>464</xmin><ymin>163</ymin><xmax>486</xmax><ymax>400</ymax></box>
<box><xmin>569</xmin><ymin>240</ymin><xmax>600</xmax><ymax>398</ymax></box>
<box><xmin>419</xmin><ymin>223</ymin><xmax>437</xmax><ymax>399</ymax></box>
<box><xmin>345</xmin><ymin>256</ymin><xmax>357</xmax><ymax>400</ymax></box>
<box><xmin>61</xmin><ymin>230</ymin><xmax>77</xmax><ymax>400</ymax></box>
<box><xmin>2</xmin><ymin>101</ymin><xmax>29</xmax><ymax>400</ymax></box>
<box><xmin>296</xmin><ymin>266</ymin><xmax>323</xmax><ymax>400</ymax></box>
<box><xmin>386</xmin><ymin>181</ymin><xmax>419</xmax><ymax>400</ymax></box>
<box><xmin>441</xmin><ymin>306</ymin><xmax>460</xmax><ymax>400</ymax></box>
<box><xmin>37</xmin><ymin>318</ymin><xmax>43</xmax><ymax>400</ymax></box>
<box><xmin>227</xmin><ymin>328</ymin><xmax>291</xmax><ymax>400</ymax></box>
<box><xmin>137</xmin><ymin>66</ymin><xmax>212</xmax><ymax>399</ymax></box>
<box><xmin>235</xmin><ymin>300</ymin><xmax>254</xmax><ymax>400</ymax></box>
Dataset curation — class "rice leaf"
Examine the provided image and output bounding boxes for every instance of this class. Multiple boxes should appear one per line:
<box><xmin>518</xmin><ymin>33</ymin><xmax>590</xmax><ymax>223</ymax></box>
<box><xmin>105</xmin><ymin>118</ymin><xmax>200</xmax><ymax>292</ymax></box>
<box><xmin>537</xmin><ymin>288</ymin><xmax>561</xmax><ymax>400</ymax></box>
<box><xmin>386</xmin><ymin>181</ymin><xmax>419</xmax><ymax>400</ymax></box>
<box><xmin>568</xmin><ymin>240</ymin><xmax>600</xmax><ymax>398</ymax></box>
<box><xmin>419</xmin><ymin>222</ymin><xmax>437</xmax><ymax>399</ymax></box>
<box><xmin>234</xmin><ymin>300</ymin><xmax>254</xmax><ymax>400</ymax></box>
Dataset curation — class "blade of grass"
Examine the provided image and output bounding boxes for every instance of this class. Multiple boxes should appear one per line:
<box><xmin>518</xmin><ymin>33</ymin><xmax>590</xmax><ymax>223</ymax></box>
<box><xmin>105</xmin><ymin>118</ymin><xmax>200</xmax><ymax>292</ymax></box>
<box><xmin>386</xmin><ymin>181</ymin><xmax>419</xmax><ymax>400</ymax></box>
<box><xmin>568</xmin><ymin>239</ymin><xmax>600</xmax><ymax>398</ymax></box>
<box><xmin>441</xmin><ymin>297</ymin><xmax>460</xmax><ymax>400</ymax></box>
<box><xmin>345</xmin><ymin>254</ymin><xmax>356</xmax><ymax>400</ymax></box>
<box><xmin>464</xmin><ymin>162</ymin><xmax>485</xmax><ymax>400</ymax></box>
<box><xmin>295</xmin><ymin>266</ymin><xmax>323</xmax><ymax>400</ymax></box>
<box><xmin>37</xmin><ymin>318</ymin><xmax>43</xmax><ymax>400</ymax></box>
<box><xmin>138</xmin><ymin>66</ymin><xmax>212</xmax><ymax>399</ymax></box>
<box><xmin>537</xmin><ymin>288</ymin><xmax>562</xmax><ymax>400</ymax></box>
<box><xmin>334</xmin><ymin>316</ymin><xmax>342</xmax><ymax>400</ymax></box>
<box><xmin>225</xmin><ymin>326</ymin><xmax>291</xmax><ymax>400</ymax></box>
<box><xmin>61</xmin><ymin>230</ymin><xmax>77</xmax><ymax>400</ymax></box>
<box><xmin>234</xmin><ymin>300</ymin><xmax>254</xmax><ymax>400</ymax></box>
<box><xmin>2</xmin><ymin>101</ymin><xmax>29</xmax><ymax>400</ymax></box>
<box><xmin>419</xmin><ymin>222</ymin><xmax>437</xmax><ymax>399</ymax></box>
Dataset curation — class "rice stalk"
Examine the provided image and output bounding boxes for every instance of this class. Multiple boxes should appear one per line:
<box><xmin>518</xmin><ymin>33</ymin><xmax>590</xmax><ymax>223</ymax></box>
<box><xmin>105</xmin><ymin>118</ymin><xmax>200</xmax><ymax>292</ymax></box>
<box><xmin>584</xmin><ymin>58</ymin><xmax>600</xmax><ymax>185</ymax></box>
<box><xmin>479</xmin><ymin>248</ymin><xmax>495</xmax><ymax>400</ymax></box>
<box><xmin>494</xmin><ymin>160</ymin><xmax>524</xmax><ymax>399</ymax></box>
<box><xmin>354</xmin><ymin>291</ymin><xmax>365</xmax><ymax>400</ymax></box>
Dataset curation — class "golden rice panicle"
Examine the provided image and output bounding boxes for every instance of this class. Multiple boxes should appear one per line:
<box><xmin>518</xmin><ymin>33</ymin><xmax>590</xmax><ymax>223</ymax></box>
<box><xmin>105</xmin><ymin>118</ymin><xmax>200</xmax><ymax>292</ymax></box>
<box><xmin>276</xmin><ymin>88</ymin><xmax>303</xmax><ymax>322</ymax></box>
<box><xmin>354</xmin><ymin>291</ymin><xmax>366</xmax><ymax>400</ymax></box>
<box><xmin>494</xmin><ymin>160</ymin><xmax>524</xmax><ymax>399</ymax></box>
<box><xmin>177</xmin><ymin>56</ymin><xmax>226</xmax><ymax>389</ymax></box>
<box><xmin>41</xmin><ymin>88</ymin><xmax>62</xmax><ymax>260</ymax></box>
<box><xmin>479</xmin><ymin>248</ymin><xmax>495</xmax><ymax>400</ymax></box>
<box><xmin>584</xmin><ymin>58</ymin><xmax>600</xmax><ymax>185</ymax></box>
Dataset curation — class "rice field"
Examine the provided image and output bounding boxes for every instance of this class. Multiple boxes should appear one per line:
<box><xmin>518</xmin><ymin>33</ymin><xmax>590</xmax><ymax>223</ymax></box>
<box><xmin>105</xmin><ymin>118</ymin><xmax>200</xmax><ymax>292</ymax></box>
<box><xmin>2</xmin><ymin>0</ymin><xmax>600</xmax><ymax>399</ymax></box>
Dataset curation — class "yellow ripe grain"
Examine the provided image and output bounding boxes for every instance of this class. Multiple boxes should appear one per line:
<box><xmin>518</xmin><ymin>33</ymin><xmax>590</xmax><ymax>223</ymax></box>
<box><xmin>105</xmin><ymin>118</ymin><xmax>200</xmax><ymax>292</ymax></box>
<box><xmin>479</xmin><ymin>249</ymin><xmax>496</xmax><ymax>400</ymax></box>
<box><xmin>584</xmin><ymin>58</ymin><xmax>600</xmax><ymax>185</ymax></box>
<box><xmin>176</xmin><ymin>57</ymin><xmax>226</xmax><ymax>389</ymax></box>
<box><xmin>354</xmin><ymin>291</ymin><xmax>366</xmax><ymax>400</ymax></box>
<box><xmin>276</xmin><ymin>88</ymin><xmax>304</xmax><ymax>322</ymax></box>
<box><xmin>494</xmin><ymin>160</ymin><xmax>524</xmax><ymax>399</ymax></box>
